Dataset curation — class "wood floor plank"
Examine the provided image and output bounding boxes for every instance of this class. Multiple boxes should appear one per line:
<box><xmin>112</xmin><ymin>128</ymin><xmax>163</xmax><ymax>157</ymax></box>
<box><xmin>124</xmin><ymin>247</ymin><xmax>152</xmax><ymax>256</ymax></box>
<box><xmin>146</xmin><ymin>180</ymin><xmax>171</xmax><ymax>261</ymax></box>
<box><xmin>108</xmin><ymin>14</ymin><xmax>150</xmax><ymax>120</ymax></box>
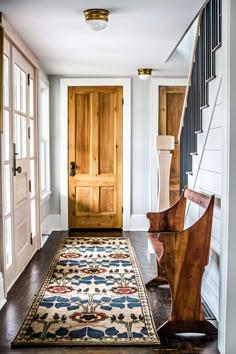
<box><xmin>0</xmin><ymin>230</ymin><xmax>219</xmax><ymax>353</ymax></box>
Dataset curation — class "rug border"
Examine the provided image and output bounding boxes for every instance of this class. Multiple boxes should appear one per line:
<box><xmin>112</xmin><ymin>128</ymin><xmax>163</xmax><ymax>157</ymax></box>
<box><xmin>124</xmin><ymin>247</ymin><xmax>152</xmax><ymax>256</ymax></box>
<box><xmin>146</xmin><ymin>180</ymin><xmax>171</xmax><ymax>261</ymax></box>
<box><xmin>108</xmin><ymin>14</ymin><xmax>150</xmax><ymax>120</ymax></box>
<box><xmin>12</xmin><ymin>236</ymin><xmax>160</xmax><ymax>346</ymax></box>
<box><xmin>11</xmin><ymin>239</ymin><xmax>66</xmax><ymax>346</ymax></box>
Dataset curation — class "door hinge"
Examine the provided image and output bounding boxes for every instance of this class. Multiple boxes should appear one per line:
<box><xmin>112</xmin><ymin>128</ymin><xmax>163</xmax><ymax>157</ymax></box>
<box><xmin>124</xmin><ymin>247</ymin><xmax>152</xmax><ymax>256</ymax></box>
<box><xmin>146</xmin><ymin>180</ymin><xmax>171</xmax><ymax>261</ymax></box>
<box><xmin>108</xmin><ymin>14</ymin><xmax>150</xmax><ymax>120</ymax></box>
<box><xmin>29</xmin><ymin>179</ymin><xmax>31</xmax><ymax>193</ymax></box>
<box><xmin>28</xmin><ymin>126</ymin><xmax>31</xmax><ymax>139</ymax></box>
<box><xmin>122</xmin><ymin>207</ymin><xmax>124</xmax><ymax>214</ymax></box>
<box><xmin>28</xmin><ymin>73</ymin><xmax>31</xmax><ymax>86</ymax></box>
<box><xmin>30</xmin><ymin>232</ymin><xmax>33</xmax><ymax>244</ymax></box>
<box><xmin>122</xmin><ymin>97</ymin><xmax>124</xmax><ymax>105</ymax></box>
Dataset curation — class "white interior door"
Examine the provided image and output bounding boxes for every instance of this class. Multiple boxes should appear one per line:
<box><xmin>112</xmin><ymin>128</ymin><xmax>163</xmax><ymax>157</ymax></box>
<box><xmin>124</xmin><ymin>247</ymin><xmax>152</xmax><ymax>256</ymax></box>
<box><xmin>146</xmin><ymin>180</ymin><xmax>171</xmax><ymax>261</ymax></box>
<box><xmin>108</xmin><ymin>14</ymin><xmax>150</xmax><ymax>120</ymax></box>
<box><xmin>1</xmin><ymin>40</ymin><xmax>38</xmax><ymax>292</ymax></box>
<box><xmin>12</xmin><ymin>47</ymin><xmax>32</xmax><ymax>277</ymax></box>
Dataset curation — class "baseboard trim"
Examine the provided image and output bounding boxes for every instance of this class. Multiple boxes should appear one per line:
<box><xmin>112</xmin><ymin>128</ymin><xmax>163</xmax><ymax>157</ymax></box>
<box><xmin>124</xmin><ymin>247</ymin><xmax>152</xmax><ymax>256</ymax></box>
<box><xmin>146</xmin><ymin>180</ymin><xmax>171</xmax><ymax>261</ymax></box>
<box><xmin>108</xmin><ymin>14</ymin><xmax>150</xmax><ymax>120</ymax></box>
<box><xmin>0</xmin><ymin>272</ymin><xmax>6</xmax><ymax>311</ymax></box>
<box><xmin>41</xmin><ymin>214</ymin><xmax>61</xmax><ymax>247</ymax></box>
<box><xmin>202</xmin><ymin>286</ymin><xmax>219</xmax><ymax>321</ymax></box>
<box><xmin>41</xmin><ymin>214</ymin><xmax>149</xmax><ymax>233</ymax></box>
<box><xmin>130</xmin><ymin>215</ymin><xmax>149</xmax><ymax>231</ymax></box>
<box><xmin>0</xmin><ymin>299</ymin><xmax>6</xmax><ymax>311</ymax></box>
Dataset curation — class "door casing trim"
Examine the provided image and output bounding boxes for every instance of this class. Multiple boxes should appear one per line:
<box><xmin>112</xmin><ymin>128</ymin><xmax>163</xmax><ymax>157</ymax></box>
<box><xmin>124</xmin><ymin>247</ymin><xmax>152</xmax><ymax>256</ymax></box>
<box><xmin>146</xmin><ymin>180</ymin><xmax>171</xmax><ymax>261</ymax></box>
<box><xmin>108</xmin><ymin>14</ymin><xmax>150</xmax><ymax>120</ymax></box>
<box><xmin>60</xmin><ymin>78</ymin><xmax>131</xmax><ymax>230</ymax></box>
<box><xmin>150</xmin><ymin>77</ymin><xmax>188</xmax><ymax>211</ymax></box>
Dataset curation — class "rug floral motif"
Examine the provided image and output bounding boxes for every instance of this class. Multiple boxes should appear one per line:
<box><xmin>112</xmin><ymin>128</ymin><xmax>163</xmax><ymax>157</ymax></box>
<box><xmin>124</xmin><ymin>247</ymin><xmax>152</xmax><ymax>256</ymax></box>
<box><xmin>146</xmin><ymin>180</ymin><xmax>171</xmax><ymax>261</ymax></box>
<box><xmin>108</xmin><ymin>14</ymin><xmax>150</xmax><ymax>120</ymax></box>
<box><xmin>12</xmin><ymin>237</ymin><xmax>159</xmax><ymax>346</ymax></box>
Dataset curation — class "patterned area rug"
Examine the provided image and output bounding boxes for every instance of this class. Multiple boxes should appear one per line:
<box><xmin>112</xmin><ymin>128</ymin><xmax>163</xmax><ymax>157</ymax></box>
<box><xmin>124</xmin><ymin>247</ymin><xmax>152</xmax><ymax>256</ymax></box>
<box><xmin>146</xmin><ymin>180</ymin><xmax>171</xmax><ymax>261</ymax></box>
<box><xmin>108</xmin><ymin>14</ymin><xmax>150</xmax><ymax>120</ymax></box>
<box><xmin>12</xmin><ymin>237</ymin><xmax>159</xmax><ymax>346</ymax></box>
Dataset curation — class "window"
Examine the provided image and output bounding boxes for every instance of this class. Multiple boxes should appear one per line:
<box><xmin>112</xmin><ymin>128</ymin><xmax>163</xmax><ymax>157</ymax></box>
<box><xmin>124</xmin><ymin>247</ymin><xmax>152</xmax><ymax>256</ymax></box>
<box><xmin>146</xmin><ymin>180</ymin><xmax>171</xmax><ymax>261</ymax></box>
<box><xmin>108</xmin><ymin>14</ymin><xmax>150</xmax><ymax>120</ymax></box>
<box><xmin>39</xmin><ymin>78</ymin><xmax>51</xmax><ymax>201</ymax></box>
<box><xmin>2</xmin><ymin>51</ymin><xmax>13</xmax><ymax>269</ymax></box>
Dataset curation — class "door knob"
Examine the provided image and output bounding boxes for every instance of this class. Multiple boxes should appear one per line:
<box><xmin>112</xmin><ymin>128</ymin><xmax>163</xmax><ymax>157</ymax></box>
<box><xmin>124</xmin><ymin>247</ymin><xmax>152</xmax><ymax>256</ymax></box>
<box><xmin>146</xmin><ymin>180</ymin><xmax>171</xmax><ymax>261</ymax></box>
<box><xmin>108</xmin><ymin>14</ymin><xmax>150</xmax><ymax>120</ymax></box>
<box><xmin>70</xmin><ymin>161</ymin><xmax>76</xmax><ymax>176</ymax></box>
<box><xmin>15</xmin><ymin>166</ymin><xmax>22</xmax><ymax>174</ymax></box>
<box><xmin>12</xmin><ymin>143</ymin><xmax>22</xmax><ymax>176</ymax></box>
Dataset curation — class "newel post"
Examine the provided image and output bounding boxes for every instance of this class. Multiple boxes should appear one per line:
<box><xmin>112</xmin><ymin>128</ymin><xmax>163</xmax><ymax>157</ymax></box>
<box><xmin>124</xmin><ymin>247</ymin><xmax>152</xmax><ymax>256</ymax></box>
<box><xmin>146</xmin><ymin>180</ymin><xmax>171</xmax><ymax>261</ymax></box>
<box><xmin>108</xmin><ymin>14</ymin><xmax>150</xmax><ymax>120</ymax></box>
<box><xmin>156</xmin><ymin>135</ymin><xmax>175</xmax><ymax>212</ymax></box>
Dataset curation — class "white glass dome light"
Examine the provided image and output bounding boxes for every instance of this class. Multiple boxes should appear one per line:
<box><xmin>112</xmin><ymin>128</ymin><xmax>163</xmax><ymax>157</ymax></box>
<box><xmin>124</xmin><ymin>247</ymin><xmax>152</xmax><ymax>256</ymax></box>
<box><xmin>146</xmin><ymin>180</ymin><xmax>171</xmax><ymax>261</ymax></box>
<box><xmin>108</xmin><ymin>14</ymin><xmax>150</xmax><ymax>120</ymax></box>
<box><xmin>84</xmin><ymin>9</ymin><xmax>110</xmax><ymax>31</ymax></box>
<box><xmin>137</xmin><ymin>68</ymin><xmax>152</xmax><ymax>80</ymax></box>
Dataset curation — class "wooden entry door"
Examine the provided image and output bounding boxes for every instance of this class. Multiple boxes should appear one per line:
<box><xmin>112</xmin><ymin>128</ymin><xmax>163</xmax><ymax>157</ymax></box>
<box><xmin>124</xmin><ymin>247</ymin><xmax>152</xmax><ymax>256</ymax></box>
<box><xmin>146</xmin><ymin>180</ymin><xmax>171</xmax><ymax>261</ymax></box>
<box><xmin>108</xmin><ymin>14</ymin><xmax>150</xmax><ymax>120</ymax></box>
<box><xmin>159</xmin><ymin>86</ymin><xmax>186</xmax><ymax>206</ymax></box>
<box><xmin>68</xmin><ymin>86</ymin><xmax>123</xmax><ymax>228</ymax></box>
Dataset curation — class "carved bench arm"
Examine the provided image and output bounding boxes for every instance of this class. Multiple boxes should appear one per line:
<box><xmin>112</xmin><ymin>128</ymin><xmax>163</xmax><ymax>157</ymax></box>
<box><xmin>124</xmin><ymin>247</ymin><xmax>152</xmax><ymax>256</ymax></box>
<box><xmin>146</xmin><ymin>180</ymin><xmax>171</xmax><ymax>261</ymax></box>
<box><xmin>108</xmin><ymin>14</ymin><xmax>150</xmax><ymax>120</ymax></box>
<box><xmin>146</xmin><ymin>211</ymin><xmax>168</xmax><ymax>232</ymax></box>
<box><xmin>146</xmin><ymin>195</ymin><xmax>187</xmax><ymax>233</ymax></box>
<box><xmin>146</xmin><ymin>186</ymin><xmax>188</xmax><ymax>232</ymax></box>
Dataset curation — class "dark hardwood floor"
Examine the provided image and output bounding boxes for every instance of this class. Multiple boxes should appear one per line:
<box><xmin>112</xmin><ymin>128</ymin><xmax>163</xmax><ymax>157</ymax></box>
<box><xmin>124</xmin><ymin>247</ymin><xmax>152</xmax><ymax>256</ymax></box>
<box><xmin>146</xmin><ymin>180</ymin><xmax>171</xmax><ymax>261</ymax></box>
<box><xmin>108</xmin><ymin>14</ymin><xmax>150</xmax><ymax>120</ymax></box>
<box><xmin>0</xmin><ymin>230</ymin><xmax>219</xmax><ymax>353</ymax></box>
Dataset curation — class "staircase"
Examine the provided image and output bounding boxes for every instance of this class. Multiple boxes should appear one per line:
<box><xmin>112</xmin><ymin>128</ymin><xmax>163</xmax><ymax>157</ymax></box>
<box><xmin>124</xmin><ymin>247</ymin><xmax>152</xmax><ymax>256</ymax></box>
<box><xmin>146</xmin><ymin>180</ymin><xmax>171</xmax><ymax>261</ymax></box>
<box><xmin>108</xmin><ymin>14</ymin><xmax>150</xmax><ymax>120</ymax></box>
<box><xmin>179</xmin><ymin>0</ymin><xmax>222</xmax><ymax>191</ymax></box>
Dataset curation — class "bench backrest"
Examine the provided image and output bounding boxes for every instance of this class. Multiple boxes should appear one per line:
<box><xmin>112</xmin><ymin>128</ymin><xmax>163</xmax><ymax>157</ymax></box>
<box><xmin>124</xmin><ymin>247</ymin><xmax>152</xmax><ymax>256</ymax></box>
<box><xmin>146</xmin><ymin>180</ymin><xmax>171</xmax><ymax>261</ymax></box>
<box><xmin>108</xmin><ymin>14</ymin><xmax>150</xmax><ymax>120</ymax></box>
<box><xmin>146</xmin><ymin>186</ymin><xmax>214</xmax><ymax>233</ymax></box>
<box><xmin>184</xmin><ymin>187</ymin><xmax>212</xmax><ymax>209</ymax></box>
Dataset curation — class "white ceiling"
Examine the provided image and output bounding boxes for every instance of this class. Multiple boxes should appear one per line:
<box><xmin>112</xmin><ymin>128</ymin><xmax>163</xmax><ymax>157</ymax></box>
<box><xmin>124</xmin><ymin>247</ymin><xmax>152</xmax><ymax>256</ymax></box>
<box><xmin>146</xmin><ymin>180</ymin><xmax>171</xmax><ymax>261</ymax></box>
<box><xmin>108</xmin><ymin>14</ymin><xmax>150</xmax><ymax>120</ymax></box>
<box><xmin>0</xmin><ymin>0</ymin><xmax>205</xmax><ymax>77</ymax></box>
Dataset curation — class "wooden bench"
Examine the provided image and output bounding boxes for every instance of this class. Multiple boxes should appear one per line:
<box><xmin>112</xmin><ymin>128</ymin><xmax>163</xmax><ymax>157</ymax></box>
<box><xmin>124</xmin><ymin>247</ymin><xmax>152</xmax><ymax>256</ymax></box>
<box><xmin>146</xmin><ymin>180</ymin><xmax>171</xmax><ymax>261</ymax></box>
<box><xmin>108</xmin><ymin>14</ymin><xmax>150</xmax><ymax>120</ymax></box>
<box><xmin>146</xmin><ymin>186</ymin><xmax>217</xmax><ymax>336</ymax></box>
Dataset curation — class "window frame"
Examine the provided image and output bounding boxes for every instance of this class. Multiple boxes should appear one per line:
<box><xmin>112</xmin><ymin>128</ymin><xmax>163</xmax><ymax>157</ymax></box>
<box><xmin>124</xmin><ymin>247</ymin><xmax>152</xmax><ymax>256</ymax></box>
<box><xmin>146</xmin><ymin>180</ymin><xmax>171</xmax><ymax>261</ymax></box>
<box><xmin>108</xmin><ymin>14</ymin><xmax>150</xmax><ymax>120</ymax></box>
<box><xmin>39</xmin><ymin>75</ymin><xmax>51</xmax><ymax>204</ymax></box>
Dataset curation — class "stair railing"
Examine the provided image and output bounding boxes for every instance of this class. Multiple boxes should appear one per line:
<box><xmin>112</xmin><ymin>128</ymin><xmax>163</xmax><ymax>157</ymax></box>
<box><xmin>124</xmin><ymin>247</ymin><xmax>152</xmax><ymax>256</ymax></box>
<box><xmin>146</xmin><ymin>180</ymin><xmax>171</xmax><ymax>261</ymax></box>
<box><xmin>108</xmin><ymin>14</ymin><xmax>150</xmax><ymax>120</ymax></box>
<box><xmin>178</xmin><ymin>0</ymin><xmax>222</xmax><ymax>192</ymax></box>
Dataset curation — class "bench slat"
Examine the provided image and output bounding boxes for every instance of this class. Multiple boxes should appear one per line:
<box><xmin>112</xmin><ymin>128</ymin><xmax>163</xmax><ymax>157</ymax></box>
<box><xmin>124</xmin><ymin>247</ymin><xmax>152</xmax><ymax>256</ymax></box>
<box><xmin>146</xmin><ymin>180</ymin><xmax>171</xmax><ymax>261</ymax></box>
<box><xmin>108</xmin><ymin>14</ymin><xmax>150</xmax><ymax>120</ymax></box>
<box><xmin>184</xmin><ymin>188</ymin><xmax>210</xmax><ymax>208</ymax></box>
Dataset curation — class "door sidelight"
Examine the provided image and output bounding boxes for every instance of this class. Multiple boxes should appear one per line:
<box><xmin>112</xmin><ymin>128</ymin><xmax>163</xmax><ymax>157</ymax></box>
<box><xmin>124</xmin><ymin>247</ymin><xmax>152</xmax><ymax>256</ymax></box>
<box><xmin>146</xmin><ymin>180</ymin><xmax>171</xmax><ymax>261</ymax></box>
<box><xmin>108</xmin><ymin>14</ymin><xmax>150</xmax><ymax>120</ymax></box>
<box><xmin>12</xmin><ymin>143</ymin><xmax>22</xmax><ymax>176</ymax></box>
<box><xmin>70</xmin><ymin>161</ymin><xmax>76</xmax><ymax>176</ymax></box>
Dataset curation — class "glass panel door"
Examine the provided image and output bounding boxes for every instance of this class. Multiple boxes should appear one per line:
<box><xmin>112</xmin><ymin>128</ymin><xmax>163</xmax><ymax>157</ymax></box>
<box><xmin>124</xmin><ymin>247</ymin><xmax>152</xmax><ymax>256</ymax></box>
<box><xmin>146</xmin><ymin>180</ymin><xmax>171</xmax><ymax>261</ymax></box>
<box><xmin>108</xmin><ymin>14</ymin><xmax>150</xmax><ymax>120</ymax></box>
<box><xmin>1</xmin><ymin>38</ymin><xmax>38</xmax><ymax>293</ymax></box>
<box><xmin>1</xmin><ymin>40</ymin><xmax>14</xmax><ymax>288</ymax></box>
<box><xmin>29</xmin><ymin>75</ymin><xmax>37</xmax><ymax>240</ymax></box>
<box><xmin>12</xmin><ymin>48</ymin><xmax>32</xmax><ymax>279</ymax></box>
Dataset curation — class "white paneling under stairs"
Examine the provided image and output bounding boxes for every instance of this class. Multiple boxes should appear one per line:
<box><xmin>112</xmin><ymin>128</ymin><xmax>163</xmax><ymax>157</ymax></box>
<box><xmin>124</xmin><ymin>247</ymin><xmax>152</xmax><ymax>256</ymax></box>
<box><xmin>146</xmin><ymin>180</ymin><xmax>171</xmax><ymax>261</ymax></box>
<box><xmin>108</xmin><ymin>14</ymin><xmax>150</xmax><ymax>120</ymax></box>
<box><xmin>186</xmin><ymin>48</ymin><xmax>222</xmax><ymax>320</ymax></box>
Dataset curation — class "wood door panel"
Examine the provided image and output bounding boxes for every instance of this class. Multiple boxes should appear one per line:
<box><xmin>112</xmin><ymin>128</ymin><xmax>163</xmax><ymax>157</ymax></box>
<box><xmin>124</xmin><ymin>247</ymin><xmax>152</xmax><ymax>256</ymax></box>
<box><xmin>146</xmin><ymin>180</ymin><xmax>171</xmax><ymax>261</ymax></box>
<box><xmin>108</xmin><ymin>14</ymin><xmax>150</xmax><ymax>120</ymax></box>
<box><xmin>15</xmin><ymin>200</ymin><xmax>27</xmax><ymax>225</ymax></box>
<box><xmin>15</xmin><ymin>173</ymin><xmax>27</xmax><ymax>205</ymax></box>
<box><xmin>99</xmin><ymin>92</ymin><xmax>115</xmax><ymax>174</ymax></box>
<box><xmin>15</xmin><ymin>226</ymin><xmax>29</xmax><ymax>277</ymax></box>
<box><xmin>15</xmin><ymin>221</ymin><xmax>28</xmax><ymax>254</ymax></box>
<box><xmin>73</xmin><ymin>215</ymin><xmax>118</xmax><ymax>228</ymax></box>
<box><xmin>75</xmin><ymin>187</ymin><xmax>92</xmax><ymax>214</ymax></box>
<box><xmin>14</xmin><ymin>159</ymin><xmax>31</xmax><ymax>273</ymax></box>
<box><xmin>99</xmin><ymin>187</ymin><xmax>116</xmax><ymax>214</ymax></box>
<box><xmin>75</xmin><ymin>93</ymin><xmax>91</xmax><ymax>175</ymax></box>
<box><xmin>159</xmin><ymin>86</ymin><xmax>186</xmax><ymax>206</ymax></box>
<box><xmin>68</xmin><ymin>86</ymin><xmax>122</xmax><ymax>228</ymax></box>
<box><xmin>166</xmin><ymin>93</ymin><xmax>184</xmax><ymax>138</ymax></box>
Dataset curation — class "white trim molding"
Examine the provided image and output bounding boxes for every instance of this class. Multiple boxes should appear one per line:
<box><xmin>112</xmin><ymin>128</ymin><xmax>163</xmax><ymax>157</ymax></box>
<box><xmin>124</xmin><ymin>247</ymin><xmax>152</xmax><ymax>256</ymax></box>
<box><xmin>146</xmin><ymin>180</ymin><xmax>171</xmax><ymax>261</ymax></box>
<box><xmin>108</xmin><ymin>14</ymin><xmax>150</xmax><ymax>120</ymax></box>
<box><xmin>60</xmin><ymin>78</ymin><xmax>131</xmax><ymax>230</ymax></box>
<box><xmin>40</xmin><ymin>214</ymin><xmax>61</xmax><ymax>247</ymax></box>
<box><xmin>150</xmin><ymin>78</ymin><xmax>188</xmax><ymax>211</ymax></box>
<box><xmin>130</xmin><ymin>215</ymin><xmax>149</xmax><ymax>231</ymax></box>
<box><xmin>219</xmin><ymin>1</ymin><xmax>236</xmax><ymax>353</ymax></box>
<box><xmin>0</xmin><ymin>272</ymin><xmax>6</xmax><ymax>310</ymax></box>
<box><xmin>40</xmin><ymin>191</ymin><xmax>52</xmax><ymax>206</ymax></box>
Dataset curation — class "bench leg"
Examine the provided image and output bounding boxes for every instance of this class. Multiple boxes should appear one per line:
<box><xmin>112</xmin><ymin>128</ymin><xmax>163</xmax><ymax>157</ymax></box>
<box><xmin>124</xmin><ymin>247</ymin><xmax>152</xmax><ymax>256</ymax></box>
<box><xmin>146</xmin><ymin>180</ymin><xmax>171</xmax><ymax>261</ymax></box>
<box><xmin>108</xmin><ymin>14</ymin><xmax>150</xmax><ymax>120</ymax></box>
<box><xmin>145</xmin><ymin>260</ymin><xmax>168</xmax><ymax>286</ymax></box>
<box><xmin>145</xmin><ymin>276</ymin><xmax>168</xmax><ymax>287</ymax></box>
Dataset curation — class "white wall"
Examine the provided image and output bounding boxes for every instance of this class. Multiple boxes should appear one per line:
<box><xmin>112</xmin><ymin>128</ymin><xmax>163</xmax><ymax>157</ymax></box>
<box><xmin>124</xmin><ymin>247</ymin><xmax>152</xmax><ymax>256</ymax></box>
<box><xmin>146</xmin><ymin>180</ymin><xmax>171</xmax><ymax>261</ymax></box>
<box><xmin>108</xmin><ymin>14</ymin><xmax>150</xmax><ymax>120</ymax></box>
<box><xmin>186</xmin><ymin>48</ymin><xmax>223</xmax><ymax>319</ymax></box>
<box><xmin>39</xmin><ymin>69</ymin><xmax>60</xmax><ymax>245</ymax></box>
<box><xmin>39</xmin><ymin>69</ymin><xmax>51</xmax><ymax>226</ymax></box>
<box><xmin>131</xmin><ymin>77</ymin><xmax>151</xmax><ymax>215</ymax></box>
<box><xmin>48</xmin><ymin>76</ymin><xmax>61</xmax><ymax>216</ymax></box>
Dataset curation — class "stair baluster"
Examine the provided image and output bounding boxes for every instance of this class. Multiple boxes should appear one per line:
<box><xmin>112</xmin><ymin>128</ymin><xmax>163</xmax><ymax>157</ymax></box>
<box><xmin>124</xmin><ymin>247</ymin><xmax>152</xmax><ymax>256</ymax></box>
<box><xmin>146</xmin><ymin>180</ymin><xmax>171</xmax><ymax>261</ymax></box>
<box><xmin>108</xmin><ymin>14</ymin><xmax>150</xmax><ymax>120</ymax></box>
<box><xmin>180</xmin><ymin>0</ymin><xmax>222</xmax><ymax>192</ymax></box>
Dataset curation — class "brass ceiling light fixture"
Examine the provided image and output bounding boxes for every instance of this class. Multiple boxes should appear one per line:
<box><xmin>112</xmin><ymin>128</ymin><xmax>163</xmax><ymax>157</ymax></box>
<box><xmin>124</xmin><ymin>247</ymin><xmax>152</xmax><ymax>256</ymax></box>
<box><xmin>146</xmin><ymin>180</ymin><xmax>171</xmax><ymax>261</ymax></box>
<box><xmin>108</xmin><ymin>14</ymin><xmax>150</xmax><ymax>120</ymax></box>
<box><xmin>137</xmin><ymin>68</ymin><xmax>152</xmax><ymax>80</ymax></box>
<box><xmin>83</xmin><ymin>9</ymin><xmax>110</xmax><ymax>31</ymax></box>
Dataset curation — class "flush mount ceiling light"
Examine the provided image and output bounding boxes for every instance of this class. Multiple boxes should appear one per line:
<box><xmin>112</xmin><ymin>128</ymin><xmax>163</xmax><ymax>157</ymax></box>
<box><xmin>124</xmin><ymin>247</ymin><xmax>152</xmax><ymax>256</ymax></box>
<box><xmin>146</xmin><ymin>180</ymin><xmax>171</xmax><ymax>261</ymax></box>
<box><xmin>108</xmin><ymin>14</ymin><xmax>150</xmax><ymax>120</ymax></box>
<box><xmin>84</xmin><ymin>9</ymin><xmax>110</xmax><ymax>31</ymax></box>
<box><xmin>137</xmin><ymin>68</ymin><xmax>152</xmax><ymax>80</ymax></box>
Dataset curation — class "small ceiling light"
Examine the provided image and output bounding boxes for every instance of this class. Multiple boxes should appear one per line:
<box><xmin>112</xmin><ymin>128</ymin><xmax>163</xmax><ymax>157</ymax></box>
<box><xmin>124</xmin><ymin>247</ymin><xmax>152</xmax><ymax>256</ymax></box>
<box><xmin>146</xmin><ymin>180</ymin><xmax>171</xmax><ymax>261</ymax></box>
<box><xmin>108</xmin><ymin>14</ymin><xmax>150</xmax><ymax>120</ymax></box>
<box><xmin>137</xmin><ymin>68</ymin><xmax>152</xmax><ymax>80</ymax></box>
<box><xmin>84</xmin><ymin>9</ymin><xmax>110</xmax><ymax>31</ymax></box>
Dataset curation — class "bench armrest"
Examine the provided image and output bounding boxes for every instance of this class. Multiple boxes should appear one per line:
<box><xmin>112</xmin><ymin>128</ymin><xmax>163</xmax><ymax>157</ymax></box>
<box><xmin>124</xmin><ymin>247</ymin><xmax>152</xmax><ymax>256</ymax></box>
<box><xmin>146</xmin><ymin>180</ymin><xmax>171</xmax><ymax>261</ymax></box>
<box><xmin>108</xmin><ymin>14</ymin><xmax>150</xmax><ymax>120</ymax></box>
<box><xmin>146</xmin><ymin>187</ymin><xmax>187</xmax><ymax>232</ymax></box>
